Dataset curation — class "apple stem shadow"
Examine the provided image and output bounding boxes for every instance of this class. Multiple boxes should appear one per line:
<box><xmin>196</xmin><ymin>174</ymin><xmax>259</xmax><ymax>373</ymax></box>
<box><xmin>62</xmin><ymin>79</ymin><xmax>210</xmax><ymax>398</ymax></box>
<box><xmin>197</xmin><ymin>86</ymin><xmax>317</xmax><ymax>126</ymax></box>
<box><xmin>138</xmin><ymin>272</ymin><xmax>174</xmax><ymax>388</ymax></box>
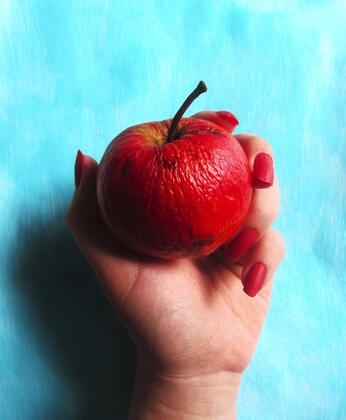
<box><xmin>10</xmin><ymin>200</ymin><xmax>136</xmax><ymax>420</ymax></box>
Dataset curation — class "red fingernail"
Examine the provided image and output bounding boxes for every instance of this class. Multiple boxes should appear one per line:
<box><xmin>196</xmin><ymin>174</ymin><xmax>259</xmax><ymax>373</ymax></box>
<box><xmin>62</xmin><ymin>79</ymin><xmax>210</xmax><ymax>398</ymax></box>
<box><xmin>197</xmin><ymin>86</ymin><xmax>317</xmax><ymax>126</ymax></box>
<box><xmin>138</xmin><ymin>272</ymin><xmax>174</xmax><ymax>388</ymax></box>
<box><xmin>74</xmin><ymin>150</ymin><xmax>84</xmax><ymax>188</ymax></box>
<box><xmin>224</xmin><ymin>228</ymin><xmax>259</xmax><ymax>262</ymax></box>
<box><xmin>216</xmin><ymin>111</ymin><xmax>239</xmax><ymax>133</ymax></box>
<box><xmin>243</xmin><ymin>262</ymin><xmax>267</xmax><ymax>297</ymax></box>
<box><xmin>253</xmin><ymin>153</ymin><xmax>274</xmax><ymax>188</ymax></box>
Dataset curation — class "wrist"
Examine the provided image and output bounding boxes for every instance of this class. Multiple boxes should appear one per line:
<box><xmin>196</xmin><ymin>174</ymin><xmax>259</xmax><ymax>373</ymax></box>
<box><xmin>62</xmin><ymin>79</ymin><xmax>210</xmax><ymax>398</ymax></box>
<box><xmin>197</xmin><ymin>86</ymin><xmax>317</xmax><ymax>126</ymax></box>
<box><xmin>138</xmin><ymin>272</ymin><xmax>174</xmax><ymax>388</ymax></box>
<box><xmin>128</xmin><ymin>354</ymin><xmax>242</xmax><ymax>420</ymax></box>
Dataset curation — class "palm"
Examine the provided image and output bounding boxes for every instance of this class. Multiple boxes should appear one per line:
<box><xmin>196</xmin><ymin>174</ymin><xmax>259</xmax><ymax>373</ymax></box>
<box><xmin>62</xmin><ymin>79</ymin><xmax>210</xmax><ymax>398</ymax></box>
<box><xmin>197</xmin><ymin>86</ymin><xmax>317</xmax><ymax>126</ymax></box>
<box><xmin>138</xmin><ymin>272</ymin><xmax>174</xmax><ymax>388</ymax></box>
<box><xmin>96</xmin><ymin>238</ymin><xmax>272</xmax><ymax>376</ymax></box>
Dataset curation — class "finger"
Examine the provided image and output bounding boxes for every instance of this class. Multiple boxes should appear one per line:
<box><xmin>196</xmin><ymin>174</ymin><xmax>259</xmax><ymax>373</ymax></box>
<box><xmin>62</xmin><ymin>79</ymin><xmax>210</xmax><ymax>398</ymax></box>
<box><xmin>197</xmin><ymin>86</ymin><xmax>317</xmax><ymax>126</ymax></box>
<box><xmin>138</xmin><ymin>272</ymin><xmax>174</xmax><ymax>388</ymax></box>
<box><xmin>223</xmin><ymin>174</ymin><xmax>280</xmax><ymax>262</ymax></box>
<box><xmin>67</xmin><ymin>150</ymin><xmax>102</xmax><ymax>227</ymax></box>
<box><xmin>234</xmin><ymin>133</ymin><xmax>274</xmax><ymax>189</ymax></box>
<box><xmin>222</xmin><ymin>133</ymin><xmax>278</xmax><ymax>263</ymax></box>
<box><xmin>190</xmin><ymin>110</ymin><xmax>239</xmax><ymax>134</ymax></box>
<box><xmin>66</xmin><ymin>151</ymin><xmax>144</xmax><ymax>310</ymax></box>
<box><xmin>240</xmin><ymin>229</ymin><xmax>285</xmax><ymax>298</ymax></box>
<box><xmin>66</xmin><ymin>150</ymin><xmax>117</xmax><ymax>266</ymax></box>
<box><xmin>65</xmin><ymin>150</ymin><xmax>162</xmax><ymax>272</ymax></box>
<box><xmin>66</xmin><ymin>150</ymin><xmax>128</xmax><ymax>262</ymax></box>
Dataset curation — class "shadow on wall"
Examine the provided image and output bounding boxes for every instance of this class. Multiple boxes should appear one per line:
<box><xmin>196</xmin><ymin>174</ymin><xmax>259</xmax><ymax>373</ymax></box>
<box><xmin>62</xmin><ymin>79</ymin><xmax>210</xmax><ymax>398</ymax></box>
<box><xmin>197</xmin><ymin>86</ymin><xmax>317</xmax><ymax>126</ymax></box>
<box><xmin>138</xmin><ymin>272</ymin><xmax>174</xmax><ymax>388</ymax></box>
<box><xmin>10</xmin><ymin>198</ymin><xmax>136</xmax><ymax>420</ymax></box>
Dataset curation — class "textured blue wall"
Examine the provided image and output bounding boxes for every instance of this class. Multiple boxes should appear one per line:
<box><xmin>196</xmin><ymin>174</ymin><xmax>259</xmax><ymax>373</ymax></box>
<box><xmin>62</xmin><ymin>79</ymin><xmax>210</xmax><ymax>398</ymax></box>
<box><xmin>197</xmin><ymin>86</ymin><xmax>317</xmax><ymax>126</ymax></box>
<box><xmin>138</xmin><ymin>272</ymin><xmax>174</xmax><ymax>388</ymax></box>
<box><xmin>0</xmin><ymin>1</ymin><xmax>345</xmax><ymax>419</ymax></box>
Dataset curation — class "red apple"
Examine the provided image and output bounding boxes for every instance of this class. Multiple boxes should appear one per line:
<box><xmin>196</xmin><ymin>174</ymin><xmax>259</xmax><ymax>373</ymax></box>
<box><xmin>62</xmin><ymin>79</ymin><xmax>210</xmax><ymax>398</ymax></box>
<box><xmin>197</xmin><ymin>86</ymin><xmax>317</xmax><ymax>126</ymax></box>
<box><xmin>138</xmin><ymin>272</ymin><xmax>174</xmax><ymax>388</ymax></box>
<box><xmin>97</xmin><ymin>82</ymin><xmax>252</xmax><ymax>259</ymax></box>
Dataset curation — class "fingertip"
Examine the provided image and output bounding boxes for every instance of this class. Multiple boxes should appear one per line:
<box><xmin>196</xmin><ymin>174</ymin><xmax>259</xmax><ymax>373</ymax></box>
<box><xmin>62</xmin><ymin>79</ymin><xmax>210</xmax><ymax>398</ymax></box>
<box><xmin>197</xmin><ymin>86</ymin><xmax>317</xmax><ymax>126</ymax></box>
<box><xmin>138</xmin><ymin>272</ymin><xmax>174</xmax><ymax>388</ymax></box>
<box><xmin>242</xmin><ymin>262</ymin><xmax>267</xmax><ymax>297</ymax></box>
<box><xmin>190</xmin><ymin>110</ymin><xmax>239</xmax><ymax>133</ymax></box>
<box><xmin>215</xmin><ymin>111</ymin><xmax>239</xmax><ymax>133</ymax></box>
<box><xmin>74</xmin><ymin>150</ymin><xmax>99</xmax><ymax>189</ymax></box>
<box><xmin>252</xmin><ymin>153</ymin><xmax>274</xmax><ymax>189</ymax></box>
<box><xmin>233</xmin><ymin>134</ymin><xmax>274</xmax><ymax>162</ymax></box>
<box><xmin>68</xmin><ymin>151</ymin><xmax>101</xmax><ymax>228</ymax></box>
<box><xmin>232</xmin><ymin>135</ymin><xmax>275</xmax><ymax>189</ymax></box>
<box><xmin>240</xmin><ymin>229</ymin><xmax>285</xmax><ymax>298</ymax></box>
<box><xmin>75</xmin><ymin>150</ymin><xmax>84</xmax><ymax>188</ymax></box>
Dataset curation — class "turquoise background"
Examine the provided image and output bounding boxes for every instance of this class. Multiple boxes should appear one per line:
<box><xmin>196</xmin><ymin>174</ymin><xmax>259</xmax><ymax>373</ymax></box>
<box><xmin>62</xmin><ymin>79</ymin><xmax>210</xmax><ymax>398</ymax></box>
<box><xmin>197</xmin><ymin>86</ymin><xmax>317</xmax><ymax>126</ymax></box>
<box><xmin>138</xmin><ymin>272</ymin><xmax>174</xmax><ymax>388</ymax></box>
<box><xmin>1</xmin><ymin>1</ymin><xmax>345</xmax><ymax>419</ymax></box>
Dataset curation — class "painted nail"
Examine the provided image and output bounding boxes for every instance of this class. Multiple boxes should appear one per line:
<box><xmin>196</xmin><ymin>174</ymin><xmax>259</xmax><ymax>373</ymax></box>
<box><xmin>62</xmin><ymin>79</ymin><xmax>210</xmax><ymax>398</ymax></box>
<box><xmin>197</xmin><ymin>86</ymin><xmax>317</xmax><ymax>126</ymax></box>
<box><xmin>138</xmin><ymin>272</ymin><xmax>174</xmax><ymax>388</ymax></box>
<box><xmin>224</xmin><ymin>228</ymin><xmax>259</xmax><ymax>262</ymax></box>
<box><xmin>243</xmin><ymin>262</ymin><xmax>267</xmax><ymax>297</ymax></box>
<box><xmin>252</xmin><ymin>153</ymin><xmax>274</xmax><ymax>188</ymax></box>
<box><xmin>191</xmin><ymin>111</ymin><xmax>239</xmax><ymax>133</ymax></box>
<box><xmin>74</xmin><ymin>150</ymin><xmax>84</xmax><ymax>188</ymax></box>
<box><xmin>216</xmin><ymin>111</ymin><xmax>239</xmax><ymax>133</ymax></box>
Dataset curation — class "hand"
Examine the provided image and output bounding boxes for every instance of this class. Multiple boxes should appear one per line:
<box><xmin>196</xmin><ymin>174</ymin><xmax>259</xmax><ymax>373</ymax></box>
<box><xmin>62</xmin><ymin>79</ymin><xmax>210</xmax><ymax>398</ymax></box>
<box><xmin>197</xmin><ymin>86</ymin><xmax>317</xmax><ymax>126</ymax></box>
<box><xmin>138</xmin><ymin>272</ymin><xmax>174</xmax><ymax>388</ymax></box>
<box><xmin>67</xmin><ymin>112</ymin><xmax>285</xmax><ymax>420</ymax></box>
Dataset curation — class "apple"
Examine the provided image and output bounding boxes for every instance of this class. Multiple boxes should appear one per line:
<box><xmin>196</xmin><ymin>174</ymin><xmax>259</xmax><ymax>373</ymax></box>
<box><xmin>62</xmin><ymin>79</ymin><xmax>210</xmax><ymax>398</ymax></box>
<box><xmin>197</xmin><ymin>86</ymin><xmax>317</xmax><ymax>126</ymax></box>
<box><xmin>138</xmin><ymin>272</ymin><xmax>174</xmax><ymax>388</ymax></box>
<box><xmin>96</xmin><ymin>81</ymin><xmax>252</xmax><ymax>259</ymax></box>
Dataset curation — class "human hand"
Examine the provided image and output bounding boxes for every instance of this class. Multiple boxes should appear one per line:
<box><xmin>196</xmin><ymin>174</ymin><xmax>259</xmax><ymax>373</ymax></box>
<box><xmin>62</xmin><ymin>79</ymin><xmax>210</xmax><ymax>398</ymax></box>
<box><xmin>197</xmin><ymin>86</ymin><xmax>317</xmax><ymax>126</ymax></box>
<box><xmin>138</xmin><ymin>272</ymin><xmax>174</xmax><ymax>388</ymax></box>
<box><xmin>67</xmin><ymin>112</ymin><xmax>284</xmax><ymax>419</ymax></box>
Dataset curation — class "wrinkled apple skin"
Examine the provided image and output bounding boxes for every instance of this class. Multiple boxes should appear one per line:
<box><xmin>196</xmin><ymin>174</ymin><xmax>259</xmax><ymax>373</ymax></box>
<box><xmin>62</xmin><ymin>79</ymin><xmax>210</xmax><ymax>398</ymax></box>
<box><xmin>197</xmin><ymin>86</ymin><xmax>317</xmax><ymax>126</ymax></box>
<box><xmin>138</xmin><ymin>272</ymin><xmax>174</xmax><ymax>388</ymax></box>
<box><xmin>97</xmin><ymin>117</ymin><xmax>252</xmax><ymax>259</ymax></box>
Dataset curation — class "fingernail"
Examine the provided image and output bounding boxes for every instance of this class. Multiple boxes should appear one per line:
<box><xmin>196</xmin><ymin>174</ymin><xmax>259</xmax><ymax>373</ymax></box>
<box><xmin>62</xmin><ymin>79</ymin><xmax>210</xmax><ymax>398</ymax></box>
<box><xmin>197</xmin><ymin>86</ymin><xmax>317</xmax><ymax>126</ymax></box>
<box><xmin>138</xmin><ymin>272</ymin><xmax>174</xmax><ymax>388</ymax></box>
<box><xmin>253</xmin><ymin>153</ymin><xmax>274</xmax><ymax>188</ymax></box>
<box><xmin>224</xmin><ymin>228</ymin><xmax>259</xmax><ymax>262</ymax></box>
<box><xmin>243</xmin><ymin>262</ymin><xmax>267</xmax><ymax>297</ymax></box>
<box><xmin>74</xmin><ymin>150</ymin><xmax>84</xmax><ymax>188</ymax></box>
<box><xmin>216</xmin><ymin>111</ymin><xmax>239</xmax><ymax>133</ymax></box>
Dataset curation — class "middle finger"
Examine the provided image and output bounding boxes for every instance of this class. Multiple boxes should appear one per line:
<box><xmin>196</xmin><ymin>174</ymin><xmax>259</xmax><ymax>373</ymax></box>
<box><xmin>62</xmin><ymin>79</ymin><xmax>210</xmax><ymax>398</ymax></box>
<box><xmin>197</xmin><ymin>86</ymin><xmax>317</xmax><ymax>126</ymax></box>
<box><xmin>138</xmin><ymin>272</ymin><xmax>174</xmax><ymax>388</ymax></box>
<box><xmin>223</xmin><ymin>175</ymin><xmax>280</xmax><ymax>263</ymax></box>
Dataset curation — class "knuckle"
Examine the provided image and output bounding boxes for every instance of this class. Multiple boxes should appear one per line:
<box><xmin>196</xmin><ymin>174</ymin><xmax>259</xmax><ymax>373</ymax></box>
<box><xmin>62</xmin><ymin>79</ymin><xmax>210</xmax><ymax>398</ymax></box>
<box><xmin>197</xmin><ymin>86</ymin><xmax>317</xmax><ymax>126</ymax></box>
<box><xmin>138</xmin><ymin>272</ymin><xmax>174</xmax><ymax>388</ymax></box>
<box><xmin>259</xmin><ymin>229</ymin><xmax>285</xmax><ymax>265</ymax></box>
<box><xmin>260</xmin><ymin>138</ymin><xmax>273</xmax><ymax>156</ymax></box>
<box><xmin>247</xmin><ymin>134</ymin><xmax>274</xmax><ymax>155</ymax></box>
<box><xmin>252</xmin><ymin>199</ymin><xmax>278</xmax><ymax>225</ymax></box>
<box><xmin>270</xmin><ymin>229</ymin><xmax>286</xmax><ymax>260</ymax></box>
<box><xmin>251</xmin><ymin>179</ymin><xmax>280</xmax><ymax>228</ymax></box>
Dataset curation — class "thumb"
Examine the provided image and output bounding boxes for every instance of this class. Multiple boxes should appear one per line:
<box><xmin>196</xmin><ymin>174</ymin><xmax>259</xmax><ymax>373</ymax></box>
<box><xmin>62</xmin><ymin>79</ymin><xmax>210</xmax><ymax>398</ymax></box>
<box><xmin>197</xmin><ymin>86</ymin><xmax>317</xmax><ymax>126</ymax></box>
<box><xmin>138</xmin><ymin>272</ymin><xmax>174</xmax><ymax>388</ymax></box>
<box><xmin>67</xmin><ymin>150</ymin><xmax>102</xmax><ymax>227</ymax></box>
<box><xmin>66</xmin><ymin>151</ymin><xmax>141</xmax><ymax>311</ymax></box>
<box><xmin>66</xmin><ymin>149</ymin><xmax>137</xmax><ymax>263</ymax></box>
<box><xmin>66</xmin><ymin>149</ymin><xmax>114</xmax><ymax>270</ymax></box>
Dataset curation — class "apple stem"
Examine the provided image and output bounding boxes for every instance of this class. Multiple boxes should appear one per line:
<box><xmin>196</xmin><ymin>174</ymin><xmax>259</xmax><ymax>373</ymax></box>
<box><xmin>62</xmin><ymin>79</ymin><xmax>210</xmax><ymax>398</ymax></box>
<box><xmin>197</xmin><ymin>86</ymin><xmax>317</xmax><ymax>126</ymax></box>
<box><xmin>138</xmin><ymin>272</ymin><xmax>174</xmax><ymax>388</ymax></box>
<box><xmin>166</xmin><ymin>81</ymin><xmax>207</xmax><ymax>143</ymax></box>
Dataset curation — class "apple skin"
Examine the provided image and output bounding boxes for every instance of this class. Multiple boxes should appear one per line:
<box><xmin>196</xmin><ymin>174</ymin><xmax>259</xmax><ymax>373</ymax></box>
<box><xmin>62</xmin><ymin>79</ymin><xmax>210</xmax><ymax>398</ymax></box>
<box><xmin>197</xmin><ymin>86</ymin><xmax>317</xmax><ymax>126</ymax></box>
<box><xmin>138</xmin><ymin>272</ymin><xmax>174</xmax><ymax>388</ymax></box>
<box><xmin>96</xmin><ymin>116</ymin><xmax>252</xmax><ymax>259</ymax></box>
